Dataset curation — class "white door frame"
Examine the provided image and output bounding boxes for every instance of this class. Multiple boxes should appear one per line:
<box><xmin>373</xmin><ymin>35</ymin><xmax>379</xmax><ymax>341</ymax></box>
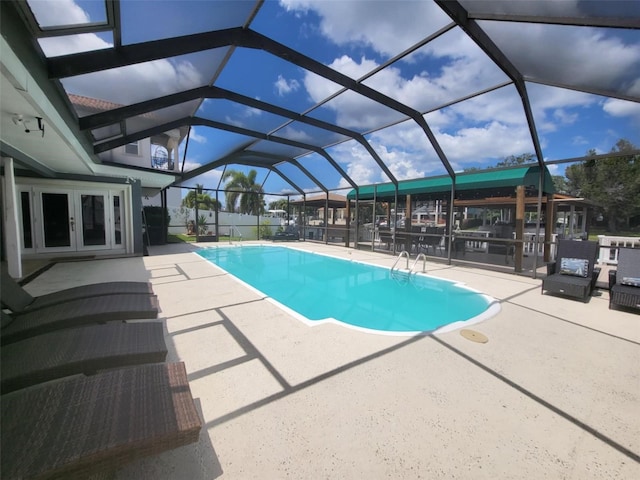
<box><xmin>17</xmin><ymin>179</ymin><xmax>133</xmax><ymax>257</ymax></box>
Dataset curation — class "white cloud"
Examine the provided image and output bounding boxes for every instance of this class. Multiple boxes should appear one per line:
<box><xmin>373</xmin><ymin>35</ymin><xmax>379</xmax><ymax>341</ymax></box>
<box><xmin>425</xmin><ymin>120</ymin><xmax>535</xmax><ymax>168</ymax></box>
<box><xmin>40</xmin><ymin>2</ymin><xmax>204</xmax><ymax>105</ymax></box>
<box><xmin>484</xmin><ymin>22</ymin><xmax>640</xmax><ymax>94</ymax></box>
<box><xmin>277</xmin><ymin>125</ymin><xmax>314</xmax><ymax>143</ymax></box>
<box><xmin>552</xmin><ymin>109</ymin><xmax>579</xmax><ymax>125</ymax></box>
<box><xmin>275</xmin><ymin>75</ymin><xmax>301</xmax><ymax>96</ymax></box>
<box><xmin>29</xmin><ymin>0</ymin><xmax>90</xmax><ymax>25</ymax></box>
<box><xmin>181</xmin><ymin>161</ymin><xmax>222</xmax><ymax>186</ymax></box>
<box><xmin>526</xmin><ymin>84</ymin><xmax>595</xmax><ymax>133</ymax></box>
<box><xmin>545</xmin><ymin>164</ymin><xmax>562</xmax><ymax>175</ymax></box>
<box><xmin>243</xmin><ymin>104</ymin><xmax>264</xmax><ymax>117</ymax></box>
<box><xmin>60</xmin><ymin>58</ymin><xmax>203</xmax><ymax>105</ymax></box>
<box><xmin>32</xmin><ymin>0</ymin><xmax>112</xmax><ymax>56</ymax></box>
<box><xmin>189</xmin><ymin>128</ymin><xmax>207</xmax><ymax>144</ymax></box>
<box><xmin>603</xmin><ymin>98</ymin><xmax>640</xmax><ymax>121</ymax></box>
<box><xmin>571</xmin><ymin>136</ymin><xmax>589</xmax><ymax>146</ymax></box>
<box><xmin>280</xmin><ymin>0</ymin><xmax>450</xmax><ymax>59</ymax></box>
<box><xmin>39</xmin><ymin>33</ymin><xmax>112</xmax><ymax>57</ymax></box>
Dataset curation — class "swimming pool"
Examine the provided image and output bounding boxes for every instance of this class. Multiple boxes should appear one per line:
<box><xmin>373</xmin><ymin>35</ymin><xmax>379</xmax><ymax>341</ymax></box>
<box><xmin>196</xmin><ymin>245</ymin><xmax>499</xmax><ymax>335</ymax></box>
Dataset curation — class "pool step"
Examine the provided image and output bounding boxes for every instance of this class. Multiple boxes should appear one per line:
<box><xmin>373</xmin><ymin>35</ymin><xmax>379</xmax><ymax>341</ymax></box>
<box><xmin>390</xmin><ymin>268</ymin><xmax>411</xmax><ymax>283</ymax></box>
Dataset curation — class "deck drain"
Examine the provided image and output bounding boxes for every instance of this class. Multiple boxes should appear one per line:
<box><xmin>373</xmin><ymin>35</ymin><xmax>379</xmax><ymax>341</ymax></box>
<box><xmin>460</xmin><ymin>329</ymin><xmax>488</xmax><ymax>343</ymax></box>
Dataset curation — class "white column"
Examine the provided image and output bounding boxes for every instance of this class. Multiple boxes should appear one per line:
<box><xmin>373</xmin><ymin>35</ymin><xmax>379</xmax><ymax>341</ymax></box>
<box><xmin>569</xmin><ymin>205</ymin><xmax>576</xmax><ymax>238</ymax></box>
<box><xmin>1</xmin><ymin>157</ymin><xmax>23</xmax><ymax>277</ymax></box>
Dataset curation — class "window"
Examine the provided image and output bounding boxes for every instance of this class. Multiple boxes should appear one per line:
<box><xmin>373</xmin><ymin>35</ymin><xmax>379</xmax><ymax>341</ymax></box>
<box><xmin>124</xmin><ymin>142</ymin><xmax>139</xmax><ymax>155</ymax></box>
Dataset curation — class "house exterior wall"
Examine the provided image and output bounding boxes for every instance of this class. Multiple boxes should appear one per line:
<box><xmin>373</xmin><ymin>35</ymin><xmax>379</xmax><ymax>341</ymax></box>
<box><xmin>97</xmin><ymin>140</ymin><xmax>152</xmax><ymax>169</ymax></box>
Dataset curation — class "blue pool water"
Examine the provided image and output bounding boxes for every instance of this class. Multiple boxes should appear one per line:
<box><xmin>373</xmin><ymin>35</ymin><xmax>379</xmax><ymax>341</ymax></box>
<box><xmin>196</xmin><ymin>245</ymin><xmax>498</xmax><ymax>334</ymax></box>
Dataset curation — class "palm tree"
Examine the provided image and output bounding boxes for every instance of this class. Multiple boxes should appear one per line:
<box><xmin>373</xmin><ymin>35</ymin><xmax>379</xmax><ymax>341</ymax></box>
<box><xmin>181</xmin><ymin>184</ymin><xmax>219</xmax><ymax>211</ymax></box>
<box><xmin>222</xmin><ymin>170</ymin><xmax>265</xmax><ymax>215</ymax></box>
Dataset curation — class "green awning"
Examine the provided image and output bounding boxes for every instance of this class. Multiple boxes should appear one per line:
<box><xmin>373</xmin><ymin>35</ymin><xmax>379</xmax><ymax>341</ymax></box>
<box><xmin>347</xmin><ymin>166</ymin><xmax>554</xmax><ymax>200</ymax></box>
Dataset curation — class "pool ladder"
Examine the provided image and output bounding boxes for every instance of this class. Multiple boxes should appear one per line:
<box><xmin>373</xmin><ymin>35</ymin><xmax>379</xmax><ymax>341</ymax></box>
<box><xmin>390</xmin><ymin>251</ymin><xmax>427</xmax><ymax>282</ymax></box>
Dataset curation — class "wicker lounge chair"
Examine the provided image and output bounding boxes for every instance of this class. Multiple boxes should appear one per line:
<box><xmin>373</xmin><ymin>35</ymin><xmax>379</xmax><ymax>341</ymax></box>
<box><xmin>608</xmin><ymin>247</ymin><xmax>640</xmax><ymax>312</ymax></box>
<box><xmin>1</xmin><ymin>293</ymin><xmax>159</xmax><ymax>345</ymax></box>
<box><xmin>541</xmin><ymin>239</ymin><xmax>601</xmax><ymax>302</ymax></box>
<box><xmin>1</xmin><ymin>267</ymin><xmax>154</xmax><ymax>313</ymax></box>
<box><xmin>2</xmin><ymin>322</ymin><xmax>168</xmax><ymax>394</ymax></box>
<box><xmin>1</xmin><ymin>362</ymin><xmax>202</xmax><ymax>480</ymax></box>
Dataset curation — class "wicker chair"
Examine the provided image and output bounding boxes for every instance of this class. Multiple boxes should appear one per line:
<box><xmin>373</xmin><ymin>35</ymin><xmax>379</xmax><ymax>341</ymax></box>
<box><xmin>541</xmin><ymin>240</ymin><xmax>601</xmax><ymax>302</ymax></box>
<box><xmin>609</xmin><ymin>248</ymin><xmax>640</xmax><ymax>312</ymax></box>
<box><xmin>1</xmin><ymin>266</ymin><xmax>154</xmax><ymax>313</ymax></box>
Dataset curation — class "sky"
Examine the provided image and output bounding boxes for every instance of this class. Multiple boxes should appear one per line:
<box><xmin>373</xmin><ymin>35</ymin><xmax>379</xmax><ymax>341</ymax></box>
<box><xmin>27</xmin><ymin>0</ymin><xmax>640</xmax><ymax>206</ymax></box>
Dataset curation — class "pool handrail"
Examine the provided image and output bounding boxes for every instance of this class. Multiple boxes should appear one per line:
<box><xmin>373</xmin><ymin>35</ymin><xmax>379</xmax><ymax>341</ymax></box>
<box><xmin>411</xmin><ymin>253</ymin><xmax>427</xmax><ymax>274</ymax></box>
<box><xmin>391</xmin><ymin>250</ymin><xmax>411</xmax><ymax>272</ymax></box>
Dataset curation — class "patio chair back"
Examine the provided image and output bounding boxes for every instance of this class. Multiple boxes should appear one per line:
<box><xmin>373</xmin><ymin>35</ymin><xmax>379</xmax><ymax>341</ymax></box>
<box><xmin>616</xmin><ymin>247</ymin><xmax>640</xmax><ymax>279</ymax></box>
<box><xmin>554</xmin><ymin>239</ymin><xmax>599</xmax><ymax>277</ymax></box>
<box><xmin>0</xmin><ymin>268</ymin><xmax>34</xmax><ymax>312</ymax></box>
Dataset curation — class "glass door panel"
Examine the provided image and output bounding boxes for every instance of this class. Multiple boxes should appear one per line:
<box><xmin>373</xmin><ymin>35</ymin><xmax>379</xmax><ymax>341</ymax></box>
<box><xmin>41</xmin><ymin>192</ymin><xmax>73</xmax><ymax>248</ymax></box>
<box><xmin>113</xmin><ymin>195</ymin><xmax>122</xmax><ymax>245</ymax></box>
<box><xmin>20</xmin><ymin>191</ymin><xmax>33</xmax><ymax>249</ymax></box>
<box><xmin>80</xmin><ymin>194</ymin><xmax>106</xmax><ymax>246</ymax></box>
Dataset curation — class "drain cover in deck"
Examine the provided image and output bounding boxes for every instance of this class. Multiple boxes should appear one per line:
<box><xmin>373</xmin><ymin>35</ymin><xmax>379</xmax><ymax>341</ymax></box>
<box><xmin>460</xmin><ymin>329</ymin><xmax>488</xmax><ymax>343</ymax></box>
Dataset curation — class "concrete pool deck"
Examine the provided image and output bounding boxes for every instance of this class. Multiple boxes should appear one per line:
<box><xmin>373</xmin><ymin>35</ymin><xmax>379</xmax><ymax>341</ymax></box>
<box><xmin>19</xmin><ymin>242</ymin><xmax>640</xmax><ymax>479</ymax></box>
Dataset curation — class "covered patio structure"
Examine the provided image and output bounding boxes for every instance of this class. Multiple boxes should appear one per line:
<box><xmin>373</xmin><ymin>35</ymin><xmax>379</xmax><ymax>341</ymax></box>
<box><xmin>347</xmin><ymin>165</ymin><xmax>575</xmax><ymax>275</ymax></box>
<box><xmin>290</xmin><ymin>193</ymin><xmax>352</xmax><ymax>244</ymax></box>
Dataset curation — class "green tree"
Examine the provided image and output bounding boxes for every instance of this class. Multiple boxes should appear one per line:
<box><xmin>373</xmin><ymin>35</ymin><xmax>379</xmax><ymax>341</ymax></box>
<box><xmin>565</xmin><ymin>139</ymin><xmax>640</xmax><ymax>232</ymax></box>
<box><xmin>495</xmin><ymin>153</ymin><xmax>536</xmax><ymax>168</ymax></box>
<box><xmin>551</xmin><ymin>175</ymin><xmax>569</xmax><ymax>195</ymax></box>
<box><xmin>268</xmin><ymin>199</ymin><xmax>290</xmax><ymax>211</ymax></box>
<box><xmin>222</xmin><ymin>169</ymin><xmax>265</xmax><ymax>215</ymax></box>
<box><xmin>182</xmin><ymin>184</ymin><xmax>219</xmax><ymax>211</ymax></box>
<box><xmin>463</xmin><ymin>153</ymin><xmax>536</xmax><ymax>172</ymax></box>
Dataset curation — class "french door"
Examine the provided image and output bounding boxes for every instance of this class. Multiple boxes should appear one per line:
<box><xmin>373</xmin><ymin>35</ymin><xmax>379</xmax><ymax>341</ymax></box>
<box><xmin>22</xmin><ymin>188</ymin><xmax>124</xmax><ymax>254</ymax></box>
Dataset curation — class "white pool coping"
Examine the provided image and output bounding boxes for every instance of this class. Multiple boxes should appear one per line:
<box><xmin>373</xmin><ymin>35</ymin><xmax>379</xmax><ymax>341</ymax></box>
<box><xmin>195</xmin><ymin>243</ymin><xmax>501</xmax><ymax>336</ymax></box>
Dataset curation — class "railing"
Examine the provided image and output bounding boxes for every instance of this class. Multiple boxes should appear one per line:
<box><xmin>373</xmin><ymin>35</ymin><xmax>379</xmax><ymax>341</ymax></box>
<box><xmin>457</xmin><ymin>230</ymin><xmax>490</xmax><ymax>252</ymax></box>
<box><xmin>228</xmin><ymin>224</ymin><xmax>243</xmax><ymax>244</ymax></box>
<box><xmin>411</xmin><ymin>253</ymin><xmax>427</xmax><ymax>274</ymax></box>
<box><xmin>391</xmin><ymin>250</ymin><xmax>410</xmax><ymax>271</ymax></box>
<box><xmin>597</xmin><ymin>235</ymin><xmax>640</xmax><ymax>265</ymax></box>
<box><xmin>456</xmin><ymin>230</ymin><xmax>557</xmax><ymax>257</ymax></box>
<box><xmin>359</xmin><ymin>225</ymin><xmax>379</xmax><ymax>243</ymax></box>
<box><xmin>521</xmin><ymin>233</ymin><xmax>558</xmax><ymax>258</ymax></box>
<box><xmin>390</xmin><ymin>250</ymin><xmax>411</xmax><ymax>282</ymax></box>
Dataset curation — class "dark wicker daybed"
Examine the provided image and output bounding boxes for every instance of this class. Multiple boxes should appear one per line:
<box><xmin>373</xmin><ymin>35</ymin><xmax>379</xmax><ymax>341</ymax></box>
<box><xmin>1</xmin><ymin>322</ymin><xmax>168</xmax><ymax>394</ymax></box>
<box><xmin>1</xmin><ymin>267</ymin><xmax>154</xmax><ymax>313</ymax></box>
<box><xmin>1</xmin><ymin>362</ymin><xmax>202</xmax><ymax>480</ymax></box>
<box><xmin>1</xmin><ymin>293</ymin><xmax>159</xmax><ymax>345</ymax></box>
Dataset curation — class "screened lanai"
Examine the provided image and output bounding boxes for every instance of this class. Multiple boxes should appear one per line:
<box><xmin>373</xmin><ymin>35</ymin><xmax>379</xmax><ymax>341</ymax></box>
<box><xmin>1</xmin><ymin>0</ymin><xmax>639</xmax><ymax>272</ymax></box>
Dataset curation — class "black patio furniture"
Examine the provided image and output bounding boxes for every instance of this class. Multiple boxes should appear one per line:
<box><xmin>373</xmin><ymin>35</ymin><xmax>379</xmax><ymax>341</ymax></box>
<box><xmin>541</xmin><ymin>239</ymin><xmax>601</xmax><ymax>302</ymax></box>
<box><xmin>608</xmin><ymin>247</ymin><xmax>640</xmax><ymax>312</ymax></box>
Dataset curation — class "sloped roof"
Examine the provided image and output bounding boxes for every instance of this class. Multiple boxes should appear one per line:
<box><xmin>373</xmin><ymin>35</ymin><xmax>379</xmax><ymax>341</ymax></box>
<box><xmin>290</xmin><ymin>193</ymin><xmax>348</xmax><ymax>208</ymax></box>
